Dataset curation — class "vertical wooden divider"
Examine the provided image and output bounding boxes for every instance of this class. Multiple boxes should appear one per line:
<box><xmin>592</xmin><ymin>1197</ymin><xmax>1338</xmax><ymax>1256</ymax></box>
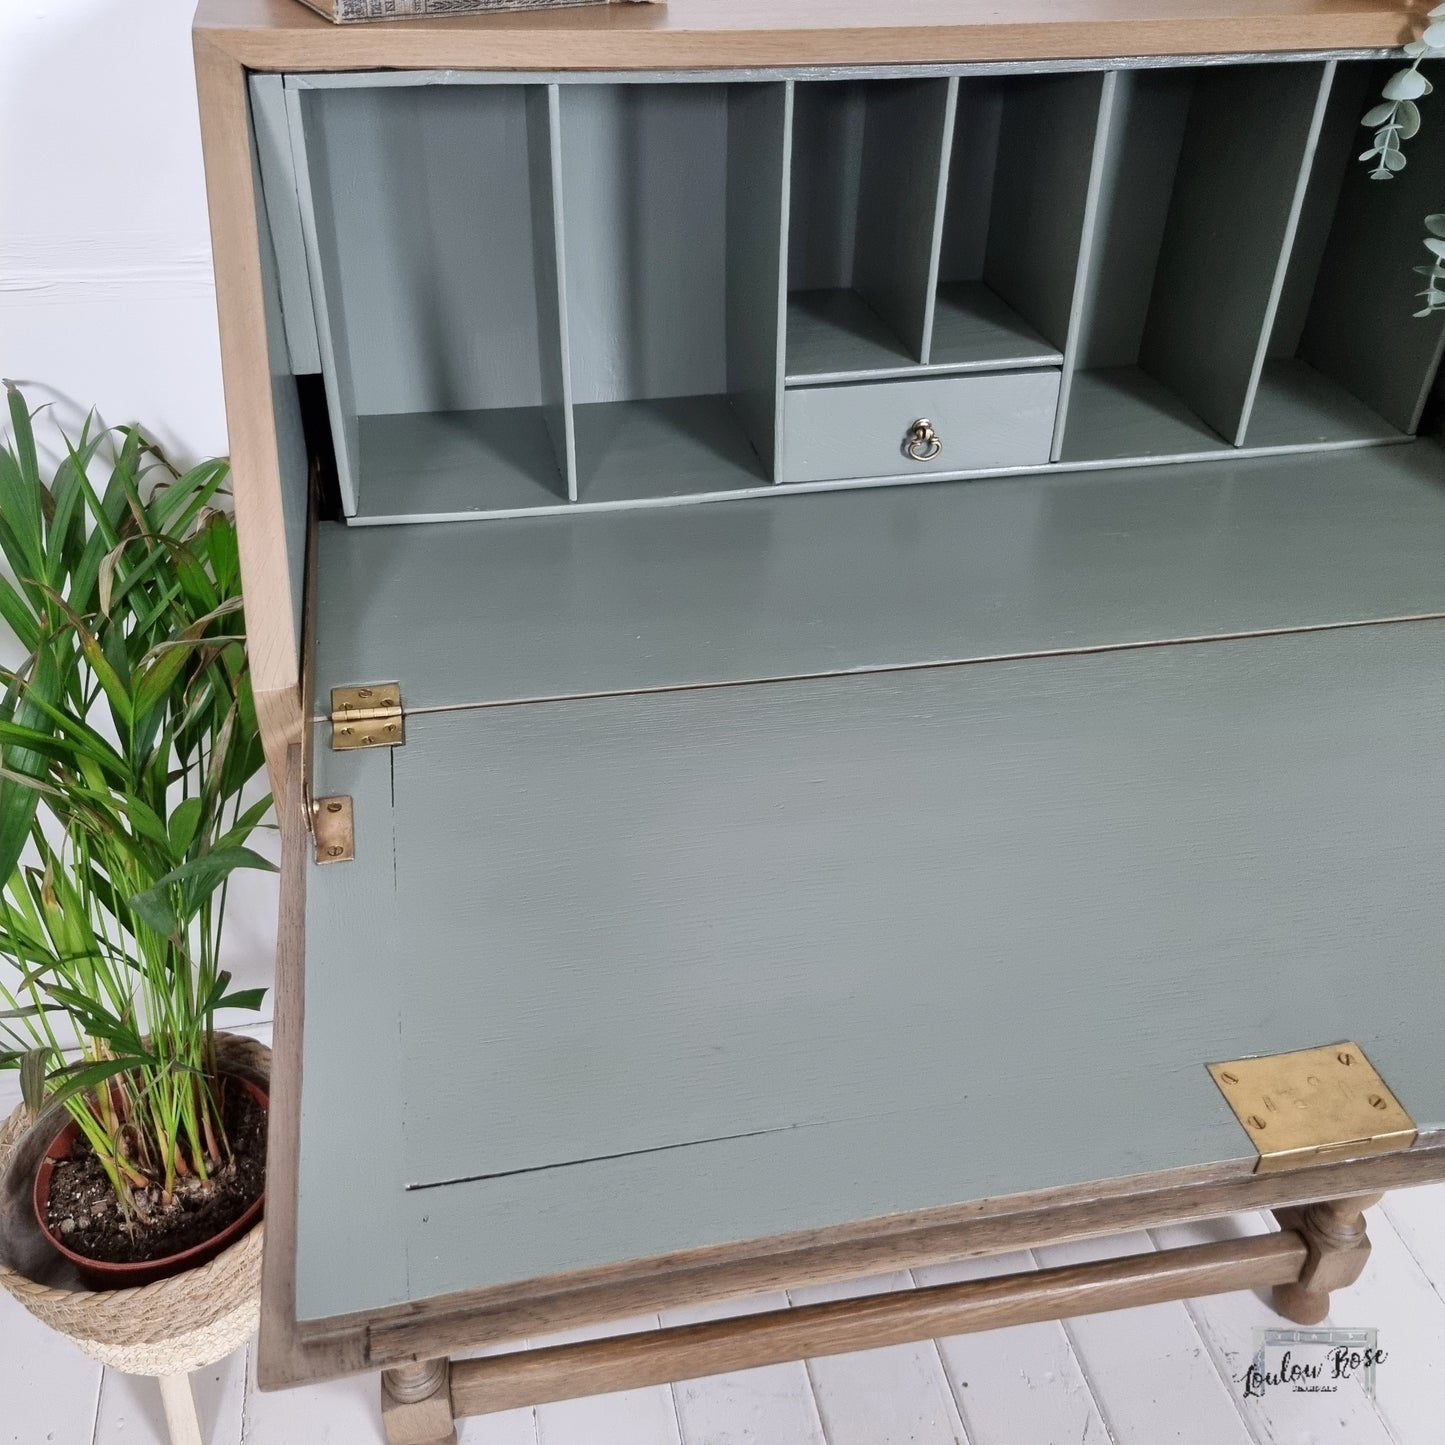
<box><xmin>918</xmin><ymin>77</ymin><xmax>961</xmax><ymax>363</ymax></box>
<box><xmin>529</xmin><ymin>83</ymin><xmax>579</xmax><ymax>501</ymax></box>
<box><xmin>283</xmin><ymin>81</ymin><xmax>363</xmax><ymax>516</ymax></box>
<box><xmin>854</xmin><ymin>77</ymin><xmax>958</xmax><ymax>363</ymax></box>
<box><xmin>250</xmin><ymin>74</ymin><xmax>322</xmax><ymax>377</ymax></box>
<box><xmin>725</xmin><ymin>81</ymin><xmax>794</xmax><ymax>482</ymax></box>
<box><xmin>771</xmin><ymin>81</ymin><xmax>796</xmax><ymax>481</ymax></box>
<box><xmin>1231</xmin><ymin>60</ymin><xmax>1337</xmax><ymax>446</ymax></box>
<box><xmin>1139</xmin><ymin>60</ymin><xmax>1337</xmax><ymax>446</ymax></box>
<box><xmin>1052</xmin><ymin>70</ymin><xmax>1120</xmax><ymax>462</ymax></box>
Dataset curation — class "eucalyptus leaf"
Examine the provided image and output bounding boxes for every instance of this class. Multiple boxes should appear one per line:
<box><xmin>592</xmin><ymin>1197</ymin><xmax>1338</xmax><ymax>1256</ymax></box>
<box><xmin>1384</xmin><ymin>67</ymin><xmax>1429</xmax><ymax>101</ymax></box>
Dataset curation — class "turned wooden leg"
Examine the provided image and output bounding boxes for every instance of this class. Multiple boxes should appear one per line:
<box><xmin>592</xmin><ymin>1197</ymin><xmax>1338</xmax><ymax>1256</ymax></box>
<box><xmin>156</xmin><ymin>1373</ymin><xmax>202</xmax><ymax>1445</ymax></box>
<box><xmin>1272</xmin><ymin>1193</ymin><xmax>1382</xmax><ymax>1325</ymax></box>
<box><xmin>381</xmin><ymin>1358</ymin><xmax>457</xmax><ymax>1445</ymax></box>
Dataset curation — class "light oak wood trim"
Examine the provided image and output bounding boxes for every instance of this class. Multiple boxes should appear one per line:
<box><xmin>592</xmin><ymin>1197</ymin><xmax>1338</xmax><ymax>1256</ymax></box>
<box><xmin>195</xmin><ymin>0</ymin><xmax>1414</xmax><ymax>72</ymax></box>
<box><xmin>1272</xmin><ymin>1193</ymin><xmax>1381</xmax><ymax>1323</ymax></box>
<box><xmin>255</xmin><ymin>728</ymin><xmax>1445</xmax><ymax>1391</ymax></box>
<box><xmin>256</xmin><ymin>685</ymin><xmax>304</xmax><ymax>804</ymax></box>
<box><xmin>247</xmin><ymin>1136</ymin><xmax>1445</xmax><ymax>1388</ymax></box>
<box><xmin>194</xmin><ymin>30</ymin><xmax>301</xmax><ymax>774</ymax></box>
<box><xmin>256</xmin><ymin>744</ymin><xmax>309</xmax><ymax>1390</ymax></box>
<box><xmin>450</xmin><ymin>1232</ymin><xmax>1308</xmax><ymax>1416</ymax></box>
<box><xmin>381</xmin><ymin>1359</ymin><xmax>456</xmax><ymax>1445</ymax></box>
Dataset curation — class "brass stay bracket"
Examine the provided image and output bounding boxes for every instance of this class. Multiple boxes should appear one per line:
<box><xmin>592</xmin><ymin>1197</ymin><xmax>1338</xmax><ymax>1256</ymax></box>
<box><xmin>311</xmin><ymin>795</ymin><xmax>354</xmax><ymax>866</ymax></box>
<box><xmin>1208</xmin><ymin>1042</ymin><xmax>1417</xmax><ymax>1172</ymax></box>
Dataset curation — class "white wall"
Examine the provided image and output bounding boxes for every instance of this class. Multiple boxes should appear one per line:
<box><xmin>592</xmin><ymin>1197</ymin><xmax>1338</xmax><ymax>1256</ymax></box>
<box><xmin>0</xmin><ymin>0</ymin><xmax>277</xmax><ymax>1019</ymax></box>
<box><xmin>0</xmin><ymin>0</ymin><xmax>227</xmax><ymax>459</ymax></box>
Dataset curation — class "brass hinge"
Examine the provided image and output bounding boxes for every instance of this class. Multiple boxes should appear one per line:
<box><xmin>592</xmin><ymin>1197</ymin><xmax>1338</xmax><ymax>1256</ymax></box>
<box><xmin>311</xmin><ymin>795</ymin><xmax>355</xmax><ymax>865</ymax></box>
<box><xmin>1208</xmin><ymin>1042</ymin><xmax>1417</xmax><ymax>1173</ymax></box>
<box><xmin>331</xmin><ymin>683</ymin><xmax>405</xmax><ymax>751</ymax></box>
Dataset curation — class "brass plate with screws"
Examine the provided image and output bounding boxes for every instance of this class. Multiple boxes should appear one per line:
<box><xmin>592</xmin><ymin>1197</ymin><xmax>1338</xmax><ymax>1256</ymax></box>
<box><xmin>1207</xmin><ymin>1042</ymin><xmax>1416</xmax><ymax>1173</ymax></box>
<box><xmin>331</xmin><ymin>682</ymin><xmax>404</xmax><ymax>751</ymax></box>
<box><xmin>312</xmin><ymin>795</ymin><xmax>355</xmax><ymax>865</ymax></box>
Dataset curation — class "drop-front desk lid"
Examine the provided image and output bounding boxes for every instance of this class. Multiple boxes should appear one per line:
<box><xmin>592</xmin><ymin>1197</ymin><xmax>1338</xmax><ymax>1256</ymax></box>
<box><xmin>270</xmin><ymin>441</ymin><xmax>1445</xmax><ymax>1380</ymax></box>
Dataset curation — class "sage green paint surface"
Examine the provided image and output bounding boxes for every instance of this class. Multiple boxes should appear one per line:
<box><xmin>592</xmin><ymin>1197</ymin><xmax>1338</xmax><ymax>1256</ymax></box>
<box><xmin>248</xmin><ymin>75</ymin><xmax>321</xmax><ymax>376</ymax></box>
<box><xmin>313</xmin><ymin>439</ymin><xmax>1445</xmax><ymax>714</ymax></box>
<box><xmin>781</xmin><ymin>368</ymin><xmax>1060</xmax><ymax>482</ymax></box>
<box><xmin>298</xmin><ymin>621</ymin><xmax>1445</xmax><ymax>1320</ymax></box>
<box><xmin>1139</xmin><ymin>63</ymin><xmax>1331</xmax><ymax>445</ymax></box>
<box><xmin>280</xmin><ymin>55</ymin><xmax>1445</xmax><ymax>1326</ymax></box>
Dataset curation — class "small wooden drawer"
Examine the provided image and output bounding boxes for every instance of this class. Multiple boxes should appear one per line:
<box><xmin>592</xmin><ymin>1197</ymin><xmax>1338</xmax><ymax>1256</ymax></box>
<box><xmin>781</xmin><ymin>370</ymin><xmax>1061</xmax><ymax>483</ymax></box>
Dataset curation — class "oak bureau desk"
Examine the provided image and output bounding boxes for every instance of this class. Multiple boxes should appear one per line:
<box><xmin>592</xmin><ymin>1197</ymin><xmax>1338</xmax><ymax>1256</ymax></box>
<box><xmin>194</xmin><ymin>1</ymin><xmax>1445</xmax><ymax>1438</ymax></box>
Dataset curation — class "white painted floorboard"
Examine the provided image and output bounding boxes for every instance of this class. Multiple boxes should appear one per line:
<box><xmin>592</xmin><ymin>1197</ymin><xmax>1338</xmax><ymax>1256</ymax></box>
<box><xmin>914</xmin><ymin>1251</ymin><xmax>1112</xmax><ymax>1445</ymax></box>
<box><xmin>4</xmin><ymin>1052</ymin><xmax>1444</xmax><ymax>1445</ymax></box>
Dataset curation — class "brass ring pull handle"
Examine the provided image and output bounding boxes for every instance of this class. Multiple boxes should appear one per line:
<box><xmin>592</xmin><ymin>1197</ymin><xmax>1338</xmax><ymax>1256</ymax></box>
<box><xmin>905</xmin><ymin>417</ymin><xmax>942</xmax><ymax>462</ymax></box>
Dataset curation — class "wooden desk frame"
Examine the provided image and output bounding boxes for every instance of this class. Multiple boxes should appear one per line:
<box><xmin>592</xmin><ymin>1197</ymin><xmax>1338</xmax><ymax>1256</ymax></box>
<box><xmin>194</xmin><ymin>5</ymin><xmax>1445</xmax><ymax>1441</ymax></box>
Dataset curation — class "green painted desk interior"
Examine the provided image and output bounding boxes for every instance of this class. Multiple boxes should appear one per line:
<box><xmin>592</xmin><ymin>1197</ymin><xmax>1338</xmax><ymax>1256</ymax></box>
<box><xmin>297</xmin><ymin>450</ymin><xmax>1445</xmax><ymax>1323</ymax></box>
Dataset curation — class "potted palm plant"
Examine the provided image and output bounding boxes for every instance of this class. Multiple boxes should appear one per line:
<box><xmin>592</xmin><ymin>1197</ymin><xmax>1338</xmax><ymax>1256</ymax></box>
<box><xmin>0</xmin><ymin>384</ymin><xmax>273</xmax><ymax>1393</ymax></box>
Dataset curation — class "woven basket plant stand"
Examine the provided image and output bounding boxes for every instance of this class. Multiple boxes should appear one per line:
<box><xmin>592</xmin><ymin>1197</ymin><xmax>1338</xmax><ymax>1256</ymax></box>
<box><xmin>0</xmin><ymin>1035</ymin><xmax>269</xmax><ymax>1445</ymax></box>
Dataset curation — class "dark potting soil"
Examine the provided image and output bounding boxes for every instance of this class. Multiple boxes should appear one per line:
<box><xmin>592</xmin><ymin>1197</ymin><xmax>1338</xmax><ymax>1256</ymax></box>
<box><xmin>42</xmin><ymin>1077</ymin><xmax>266</xmax><ymax>1265</ymax></box>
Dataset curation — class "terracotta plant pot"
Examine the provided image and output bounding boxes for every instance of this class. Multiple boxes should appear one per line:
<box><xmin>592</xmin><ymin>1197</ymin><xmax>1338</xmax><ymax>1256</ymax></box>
<box><xmin>31</xmin><ymin>1075</ymin><xmax>269</xmax><ymax>1291</ymax></box>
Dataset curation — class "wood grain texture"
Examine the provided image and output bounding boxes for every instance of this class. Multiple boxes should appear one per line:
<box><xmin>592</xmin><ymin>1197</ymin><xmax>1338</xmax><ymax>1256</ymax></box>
<box><xmin>194</xmin><ymin>0</ymin><xmax>1418</xmax><ymax>72</ymax></box>
<box><xmin>193</xmin><ymin>35</ymin><xmax>301</xmax><ymax>730</ymax></box>
<box><xmin>1139</xmin><ymin>62</ymin><xmax>1332</xmax><ymax>443</ymax></box>
<box><xmin>255</xmin><ymin>747</ymin><xmax>309</xmax><ymax>1389</ymax></box>
<box><xmin>312</xmin><ymin>439</ymin><xmax>1445</xmax><ymax>712</ymax></box>
<box><xmin>449</xmin><ymin>1234</ymin><xmax>1308</xmax><ymax>1415</ymax></box>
